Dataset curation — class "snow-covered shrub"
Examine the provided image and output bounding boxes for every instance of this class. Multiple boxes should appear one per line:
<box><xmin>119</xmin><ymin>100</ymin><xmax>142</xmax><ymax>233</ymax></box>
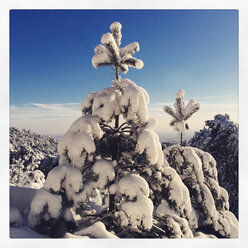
<box><xmin>18</xmin><ymin>163</ymin><xmax>45</xmax><ymax>189</ymax></box>
<box><xmin>9</xmin><ymin>127</ymin><xmax>59</xmax><ymax>186</ymax></box>
<box><xmin>189</xmin><ymin>114</ymin><xmax>238</xmax><ymax>218</ymax></box>
<box><xmin>10</xmin><ymin>157</ymin><xmax>45</xmax><ymax>189</ymax></box>
<box><xmin>162</xmin><ymin>145</ymin><xmax>238</xmax><ymax>238</ymax></box>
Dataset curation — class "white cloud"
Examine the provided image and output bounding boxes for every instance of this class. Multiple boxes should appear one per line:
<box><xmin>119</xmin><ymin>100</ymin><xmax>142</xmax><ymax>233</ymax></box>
<box><xmin>10</xmin><ymin>97</ymin><xmax>238</xmax><ymax>140</ymax></box>
<box><xmin>10</xmin><ymin>103</ymin><xmax>81</xmax><ymax>136</ymax></box>
<box><xmin>193</xmin><ymin>94</ymin><xmax>238</xmax><ymax>100</ymax></box>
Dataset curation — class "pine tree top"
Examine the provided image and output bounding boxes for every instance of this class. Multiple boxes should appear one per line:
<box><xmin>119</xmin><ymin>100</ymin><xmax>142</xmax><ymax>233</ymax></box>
<box><xmin>92</xmin><ymin>21</ymin><xmax>144</xmax><ymax>75</ymax></box>
<box><xmin>163</xmin><ymin>89</ymin><xmax>200</xmax><ymax>134</ymax></box>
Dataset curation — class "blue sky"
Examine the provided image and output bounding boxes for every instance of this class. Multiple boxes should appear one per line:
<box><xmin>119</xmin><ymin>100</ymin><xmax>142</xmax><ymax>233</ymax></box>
<box><xmin>10</xmin><ymin>10</ymin><xmax>238</xmax><ymax>140</ymax></box>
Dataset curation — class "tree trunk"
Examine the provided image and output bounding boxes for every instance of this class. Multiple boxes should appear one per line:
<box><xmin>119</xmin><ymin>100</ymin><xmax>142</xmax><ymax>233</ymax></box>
<box><xmin>109</xmin><ymin>114</ymin><xmax>119</xmax><ymax>213</ymax></box>
<box><xmin>180</xmin><ymin>132</ymin><xmax>183</xmax><ymax>146</ymax></box>
<box><xmin>109</xmin><ymin>67</ymin><xmax>121</xmax><ymax>213</ymax></box>
<box><xmin>115</xmin><ymin>66</ymin><xmax>119</xmax><ymax>81</ymax></box>
<box><xmin>115</xmin><ymin>115</ymin><xmax>119</xmax><ymax>128</ymax></box>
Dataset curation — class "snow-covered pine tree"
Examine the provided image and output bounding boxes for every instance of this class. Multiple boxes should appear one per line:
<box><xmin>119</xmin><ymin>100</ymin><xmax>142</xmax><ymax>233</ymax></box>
<box><xmin>189</xmin><ymin>114</ymin><xmax>239</xmax><ymax>218</ymax></box>
<box><xmin>28</xmin><ymin>22</ymin><xmax>238</xmax><ymax>239</ymax></box>
<box><xmin>163</xmin><ymin>89</ymin><xmax>200</xmax><ymax>145</ymax></box>
<box><xmin>28</xmin><ymin>21</ymin><xmax>163</xmax><ymax>238</ymax></box>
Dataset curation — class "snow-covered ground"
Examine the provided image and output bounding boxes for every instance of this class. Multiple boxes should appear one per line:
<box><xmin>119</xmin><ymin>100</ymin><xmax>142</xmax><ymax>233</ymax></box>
<box><xmin>10</xmin><ymin>185</ymin><xmax>116</xmax><ymax>238</ymax></box>
<box><xmin>10</xmin><ymin>186</ymin><xmax>47</xmax><ymax>238</ymax></box>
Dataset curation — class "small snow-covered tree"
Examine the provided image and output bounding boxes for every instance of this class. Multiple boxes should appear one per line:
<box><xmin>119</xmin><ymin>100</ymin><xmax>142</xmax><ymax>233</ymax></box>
<box><xmin>163</xmin><ymin>89</ymin><xmax>200</xmax><ymax>145</ymax></box>
<box><xmin>189</xmin><ymin>114</ymin><xmax>239</xmax><ymax>218</ymax></box>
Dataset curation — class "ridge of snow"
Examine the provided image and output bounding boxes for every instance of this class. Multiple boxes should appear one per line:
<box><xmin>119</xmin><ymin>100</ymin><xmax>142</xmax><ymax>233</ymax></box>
<box><xmin>74</xmin><ymin>221</ymin><xmax>118</xmax><ymax>238</ymax></box>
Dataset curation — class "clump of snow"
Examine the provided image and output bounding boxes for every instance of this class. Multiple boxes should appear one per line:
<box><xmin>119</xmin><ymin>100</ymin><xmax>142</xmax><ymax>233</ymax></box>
<box><xmin>200</xmin><ymin>184</ymin><xmax>218</xmax><ymax>225</ymax></box>
<box><xmin>136</xmin><ymin>128</ymin><xmax>164</xmax><ymax>167</ymax></box>
<box><xmin>80</xmin><ymin>92</ymin><xmax>97</xmax><ymax>114</ymax></box>
<box><xmin>101</xmin><ymin>32</ymin><xmax>117</xmax><ymax>47</ymax></box>
<box><xmin>116</xmin><ymin>79</ymin><xmax>149</xmax><ymax>122</ymax></box>
<box><xmin>94</xmin><ymin>44</ymin><xmax>107</xmax><ymax>54</ymax></box>
<box><xmin>110</xmin><ymin>173</ymin><xmax>149</xmax><ymax>198</ymax></box>
<box><xmin>92</xmin><ymin>88</ymin><xmax>122</xmax><ymax>122</ymax></box>
<box><xmin>156</xmin><ymin>199</ymin><xmax>178</xmax><ymax>217</ymax></box>
<box><xmin>194</xmin><ymin>232</ymin><xmax>217</xmax><ymax>238</ymax></box>
<box><xmin>183</xmin><ymin>147</ymin><xmax>204</xmax><ymax>183</ymax></box>
<box><xmin>163</xmin><ymin>167</ymin><xmax>192</xmax><ymax>218</ymax></box>
<box><xmin>110</xmin><ymin>22</ymin><xmax>122</xmax><ymax>48</ymax></box>
<box><xmin>44</xmin><ymin>164</ymin><xmax>68</xmax><ymax>192</ymax></box>
<box><xmin>173</xmin><ymin>122</ymin><xmax>185</xmax><ymax>134</ymax></box>
<box><xmin>64</xmin><ymin>233</ymin><xmax>90</xmax><ymax>239</ymax></box>
<box><xmin>93</xmin><ymin>159</ymin><xmax>115</xmax><ymax>189</ymax></box>
<box><xmin>110</xmin><ymin>174</ymin><xmax>153</xmax><ymax>230</ymax></box>
<box><xmin>92</xmin><ymin>51</ymin><xmax>112</xmax><ymax>69</ymax></box>
<box><xmin>81</xmin><ymin>88</ymin><xmax>122</xmax><ymax>122</ymax></box>
<box><xmin>64</xmin><ymin>166</ymin><xmax>83</xmax><ymax>193</ymax></box>
<box><xmin>74</xmin><ymin>221</ymin><xmax>118</xmax><ymax>238</ymax></box>
<box><xmin>28</xmin><ymin>188</ymin><xmax>62</xmax><ymax>228</ymax></box>
<box><xmin>119</xmin><ymin>194</ymin><xmax>153</xmax><ymax>230</ymax></box>
<box><xmin>156</xmin><ymin>214</ymin><xmax>193</xmax><ymax>238</ymax></box>
<box><xmin>10</xmin><ymin>206</ymin><xmax>23</xmax><ymax>227</ymax></box>
<box><xmin>145</xmin><ymin>117</ymin><xmax>157</xmax><ymax>130</ymax></box>
<box><xmin>120</xmin><ymin>42</ymin><xmax>139</xmax><ymax>56</ymax></box>
<box><xmin>184</xmin><ymin>99</ymin><xmax>200</xmax><ymax>117</ymax></box>
<box><xmin>58</xmin><ymin>115</ymin><xmax>103</xmax><ymax>168</ymax></box>
<box><xmin>224</xmin><ymin>211</ymin><xmax>239</xmax><ymax>238</ymax></box>
<box><xmin>81</xmin><ymin>78</ymin><xmax>150</xmax><ymax>124</ymax></box>
<box><xmin>43</xmin><ymin>164</ymin><xmax>84</xmax><ymax>203</ymax></box>
<box><xmin>169</xmin><ymin>215</ymin><xmax>193</xmax><ymax>238</ymax></box>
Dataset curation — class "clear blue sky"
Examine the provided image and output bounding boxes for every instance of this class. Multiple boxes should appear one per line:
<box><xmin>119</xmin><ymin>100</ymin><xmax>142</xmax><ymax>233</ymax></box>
<box><xmin>10</xmin><ymin>10</ymin><xmax>238</xmax><ymax>138</ymax></box>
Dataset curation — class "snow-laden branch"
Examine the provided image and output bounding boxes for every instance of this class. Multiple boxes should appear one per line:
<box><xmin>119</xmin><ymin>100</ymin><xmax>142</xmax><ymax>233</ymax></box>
<box><xmin>164</xmin><ymin>89</ymin><xmax>200</xmax><ymax>134</ymax></box>
<box><xmin>92</xmin><ymin>22</ymin><xmax>144</xmax><ymax>74</ymax></box>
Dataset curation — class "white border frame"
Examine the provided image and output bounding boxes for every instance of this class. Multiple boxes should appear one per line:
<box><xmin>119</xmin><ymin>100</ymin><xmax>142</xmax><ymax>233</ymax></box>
<box><xmin>1</xmin><ymin>0</ymin><xmax>248</xmax><ymax>247</ymax></box>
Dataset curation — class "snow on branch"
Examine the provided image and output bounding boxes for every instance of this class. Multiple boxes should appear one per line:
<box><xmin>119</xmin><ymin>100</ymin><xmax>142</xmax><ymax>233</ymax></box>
<box><xmin>164</xmin><ymin>89</ymin><xmax>200</xmax><ymax>134</ymax></box>
<box><xmin>92</xmin><ymin>21</ymin><xmax>143</xmax><ymax>74</ymax></box>
<box><xmin>110</xmin><ymin>173</ymin><xmax>153</xmax><ymax>230</ymax></box>
<box><xmin>116</xmin><ymin>78</ymin><xmax>149</xmax><ymax>122</ymax></box>
<box><xmin>80</xmin><ymin>79</ymin><xmax>150</xmax><ymax>123</ymax></box>
<box><xmin>135</xmin><ymin>117</ymin><xmax>164</xmax><ymax>168</ymax></box>
<box><xmin>58</xmin><ymin>115</ymin><xmax>103</xmax><ymax>168</ymax></box>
